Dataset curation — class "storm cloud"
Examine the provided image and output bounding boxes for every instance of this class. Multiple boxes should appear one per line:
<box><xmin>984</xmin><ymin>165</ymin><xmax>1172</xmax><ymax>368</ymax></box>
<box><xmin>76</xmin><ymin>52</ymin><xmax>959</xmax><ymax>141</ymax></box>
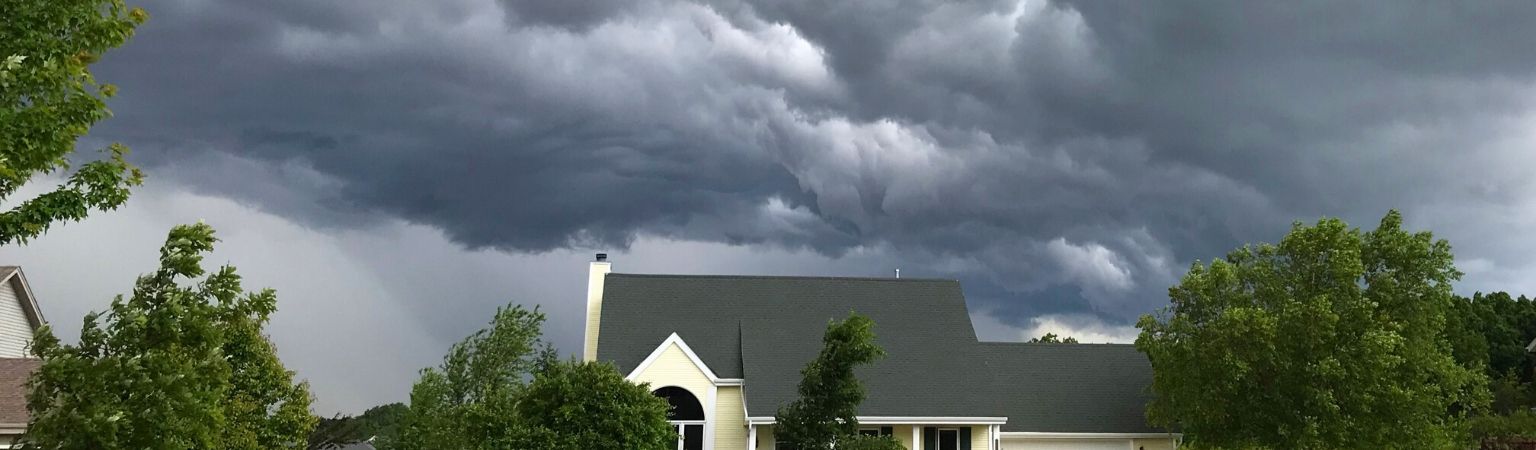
<box><xmin>16</xmin><ymin>0</ymin><xmax>1536</xmax><ymax>411</ymax></box>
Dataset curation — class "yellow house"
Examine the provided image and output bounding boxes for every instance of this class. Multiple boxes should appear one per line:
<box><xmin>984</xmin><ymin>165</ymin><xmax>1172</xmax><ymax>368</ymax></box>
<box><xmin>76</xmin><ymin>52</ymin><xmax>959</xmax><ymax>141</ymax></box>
<box><xmin>583</xmin><ymin>255</ymin><xmax>1179</xmax><ymax>450</ymax></box>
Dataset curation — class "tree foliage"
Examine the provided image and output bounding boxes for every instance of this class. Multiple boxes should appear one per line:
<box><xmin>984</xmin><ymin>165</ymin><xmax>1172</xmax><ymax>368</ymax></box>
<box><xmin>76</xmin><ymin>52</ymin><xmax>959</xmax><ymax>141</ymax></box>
<box><xmin>397</xmin><ymin>305</ymin><xmax>671</xmax><ymax>450</ymax></box>
<box><xmin>308</xmin><ymin>403</ymin><xmax>409</xmax><ymax>450</ymax></box>
<box><xmin>397</xmin><ymin>305</ymin><xmax>547</xmax><ymax>449</ymax></box>
<box><xmin>1136</xmin><ymin>211</ymin><xmax>1487</xmax><ymax>450</ymax></box>
<box><xmin>1</xmin><ymin>0</ymin><xmax>146</xmax><ymax>246</ymax></box>
<box><xmin>775</xmin><ymin>311</ymin><xmax>901</xmax><ymax>450</ymax></box>
<box><xmin>22</xmin><ymin>223</ymin><xmax>315</xmax><ymax>449</ymax></box>
<box><xmin>507</xmin><ymin>359</ymin><xmax>675</xmax><ymax>450</ymax></box>
<box><xmin>1027</xmin><ymin>332</ymin><xmax>1078</xmax><ymax>344</ymax></box>
<box><xmin>1449</xmin><ymin>292</ymin><xmax>1536</xmax><ymax>382</ymax></box>
<box><xmin>1446</xmin><ymin>292</ymin><xmax>1536</xmax><ymax>444</ymax></box>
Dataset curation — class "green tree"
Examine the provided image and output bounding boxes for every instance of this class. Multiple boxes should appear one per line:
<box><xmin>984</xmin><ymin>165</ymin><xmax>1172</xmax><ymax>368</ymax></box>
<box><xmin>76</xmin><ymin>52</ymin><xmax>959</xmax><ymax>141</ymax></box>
<box><xmin>1</xmin><ymin>0</ymin><xmax>146</xmax><ymax>245</ymax></box>
<box><xmin>1027</xmin><ymin>332</ymin><xmax>1078</xmax><ymax>344</ymax></box>
<box><xmin>22</xmin><ymin>223</ymin><xmax>315</xmax><ymax>449</ymax></box>
<box><xmin>398</xmin><ymin>305</ymin><xmax>672</xmax><ymax>449</ymax></box>
<box><xmin>1136</xmin><ymin>211</ymin><xmax>1487</xmax><ymax>450</ymax></box>
<box><xmin>397</xmin><ymin>305</ymin><xmax>548</xmax><ymax>450</ymax></box>
<box><xmin>1447</xmin><ymin>291</ymin><xmax>1536</xmax><ymax>431</ymax></box>
<box><xmin>506</xmin><ymin>359</ymin><xmax>675</xmax><ymax>450</ymax></box>
<box><xmin>309</xmin><ymin>403</ymin><xmax>409</xmax><ymax>450</ymax></box>
<box><xmin>775</xmin><ymin>312</ymin><xmax>902</xmax><ymax>450</ymax></box>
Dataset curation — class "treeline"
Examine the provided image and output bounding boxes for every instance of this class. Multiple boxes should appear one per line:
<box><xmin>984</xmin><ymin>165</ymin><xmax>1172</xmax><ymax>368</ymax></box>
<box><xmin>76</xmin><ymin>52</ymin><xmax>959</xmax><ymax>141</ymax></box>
<box><xmin>1448</xmin><ymin>292</ymin><xmax>1536</xmax><ymax>441</ymax></box>
<box><xmin>1450</xmin><ymin>292</ymin><xmax>1536</xmax><ymax>391</ymax></box>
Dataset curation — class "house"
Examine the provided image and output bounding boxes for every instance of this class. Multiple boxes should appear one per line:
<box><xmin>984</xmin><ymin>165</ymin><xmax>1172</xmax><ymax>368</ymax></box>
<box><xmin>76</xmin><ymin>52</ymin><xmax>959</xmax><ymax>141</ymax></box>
<box><xmin>582</xmin><ymin>255</ymin><xmax>1179</xmax><ymax>450</ymax></box>
<box><xmin>0</xmin><ymin>267</ymin><xmax>45</xmax><ymax>448</ymax></box>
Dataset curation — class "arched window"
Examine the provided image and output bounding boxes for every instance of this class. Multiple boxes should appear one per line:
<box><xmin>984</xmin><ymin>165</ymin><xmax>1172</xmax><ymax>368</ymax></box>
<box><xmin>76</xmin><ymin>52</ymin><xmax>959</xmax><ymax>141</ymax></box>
<box><xmin>653</xmin><ymin>387</ymin><xmax>705</xmax><ymax>450</ymax></box>
<box><xmin>653</xmin><ymin>386</ymin><xmax>705</xmax><ymax>420</ymax></box>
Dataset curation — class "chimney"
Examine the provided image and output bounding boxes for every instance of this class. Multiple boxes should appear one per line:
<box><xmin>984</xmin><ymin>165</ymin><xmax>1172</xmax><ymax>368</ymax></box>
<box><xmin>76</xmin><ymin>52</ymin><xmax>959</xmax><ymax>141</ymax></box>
<box><xmin>583</xmin><ymin>253</ymin><xmax>611</xmax><ymax>362</ymax></box>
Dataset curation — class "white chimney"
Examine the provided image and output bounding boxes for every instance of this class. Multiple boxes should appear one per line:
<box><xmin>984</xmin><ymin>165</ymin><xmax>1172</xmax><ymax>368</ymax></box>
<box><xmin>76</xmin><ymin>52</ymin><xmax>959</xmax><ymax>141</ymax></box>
<box><xmin>583</xmin><ymin>253</ymin><xmax>611</xmax><ymax>362</ymax></box>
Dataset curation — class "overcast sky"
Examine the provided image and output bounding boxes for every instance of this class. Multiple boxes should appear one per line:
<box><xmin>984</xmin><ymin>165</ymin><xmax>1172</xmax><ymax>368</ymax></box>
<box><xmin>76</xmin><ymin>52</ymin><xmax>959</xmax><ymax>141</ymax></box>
<box><xmin>7</xmin><ymin>0</ymin><xmax>1536</xmax><ymax>415</ymax></box>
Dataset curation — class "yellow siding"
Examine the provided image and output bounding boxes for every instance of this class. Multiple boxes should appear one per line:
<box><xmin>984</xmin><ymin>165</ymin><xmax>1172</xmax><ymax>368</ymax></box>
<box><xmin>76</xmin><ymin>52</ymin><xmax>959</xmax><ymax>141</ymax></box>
<box><xmin>970</xmin><ymin>426</ymin><xmax>989</xmax><ymax>450</ymax></box>
<box><xmin>630</xmin><ymin>342</ymin><xmax>713</xmax><ymax>401</ymax></box>
<box><xmin>1132</xmin><ymin>438</ymin><xmax>1178</xmax><ymax>450</ymax></box>
<box><xmin>714</xmin><ymin>386</ymin><xmax>748</xmax><ymax>450</ymax></box>
<box><xmin>581</xmin><ymin>262</ymin><xmax>608</xmax><ymax>361</ymax></box>
<box><xmin>756</xmin><ymin>425</ymin><xmax>776</xmax><ymax>450</ymax></box>
<box><xmin>892</xmin><ymin>425</ymin><xmax>915</xmax><ymax>449</ymax></box>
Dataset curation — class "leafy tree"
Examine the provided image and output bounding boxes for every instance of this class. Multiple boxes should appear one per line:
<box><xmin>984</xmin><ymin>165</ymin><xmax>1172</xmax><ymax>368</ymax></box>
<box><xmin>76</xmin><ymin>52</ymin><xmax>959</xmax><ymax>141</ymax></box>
<box><xmin>308</xmin><ymin>403</ymin><xmax>409</xmax><ymax>450</ymax></box>
<box><xmin>397</xmin><ymin>305</ymin><xmax>548</xmax><ymax>450</ymax></box>
<box><xmin>1027</xmin><ymin>332</ymin><xmax>1078</xmax><ymax>344</ymax></box>
<box><xmin>1454</xmin><ymin>292</ymin><xmax>1536</xmax><ymax>383</ymax></box>
<box><xmin>1</xmin><ymin>0</ymin><xmax>146</xmax><ymax>245</ymax></box>
<box><xmin>775</xmin><ymin>312</ymin><xmax>902</xmax><ymax>450</ymax></box>
<box><xmin>22</xmin><ymin>223</ymin><xmax>315</xmax><ymax>449</ymax></box>
<box><xmin>1136</xmin><ymin>211</ymin><xmax>1487</xmax><ymax>450</ymax></box>
<box><xmin>505</xmin><ymin>359</ymin><xmax>675</xmax><ymax>450</ymax></box>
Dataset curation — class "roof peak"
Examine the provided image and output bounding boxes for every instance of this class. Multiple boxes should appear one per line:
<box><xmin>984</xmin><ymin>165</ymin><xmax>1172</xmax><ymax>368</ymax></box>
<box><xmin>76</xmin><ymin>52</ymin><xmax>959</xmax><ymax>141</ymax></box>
<box><xmin>606</xmin><ymin>273</ymin><xmax>955</xmax><ymax>283</ymax></box>
<box><xmin>977</xmin><ymin>341</ymin><xmax>1139</xmax><ymax>348</ymax></box>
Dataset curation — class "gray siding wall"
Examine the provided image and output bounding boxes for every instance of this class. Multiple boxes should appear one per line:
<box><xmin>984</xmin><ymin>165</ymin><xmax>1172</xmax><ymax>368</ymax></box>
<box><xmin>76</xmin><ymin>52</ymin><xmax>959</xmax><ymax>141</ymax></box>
<box><xmin>0</xmin><ymin>280</ymin><xmax>33</xmax><ymax>358</ymax></box>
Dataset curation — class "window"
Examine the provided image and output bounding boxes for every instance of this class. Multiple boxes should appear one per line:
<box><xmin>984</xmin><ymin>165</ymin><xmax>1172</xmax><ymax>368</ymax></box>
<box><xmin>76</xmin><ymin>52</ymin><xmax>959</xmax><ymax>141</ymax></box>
<box><xmin>859</xmin><ymin>429</ymin><xmax>881</xmax><ymax>437</ymax></box>
<box><xmin>653</xmin><ymin>387</ymin><xmax>705</xmax><ymax>450</ymax></box>
<box><xmin>938</xmin><ymin>428</ymin><xmax>960</xmax><ymax>450</ymax></box>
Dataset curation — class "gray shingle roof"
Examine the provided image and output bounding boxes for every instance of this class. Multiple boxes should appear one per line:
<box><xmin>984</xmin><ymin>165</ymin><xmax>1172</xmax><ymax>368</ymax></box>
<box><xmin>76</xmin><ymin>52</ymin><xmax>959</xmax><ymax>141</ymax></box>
<box><xmin>596</xmin><ymin>273</ymin><xmax>1166</xmax><ymax>433</ymax></box>
<box><xmin>977</xmin><ymin>343</ymin><xmax>1163</xmax><ymax>432</ymax></box>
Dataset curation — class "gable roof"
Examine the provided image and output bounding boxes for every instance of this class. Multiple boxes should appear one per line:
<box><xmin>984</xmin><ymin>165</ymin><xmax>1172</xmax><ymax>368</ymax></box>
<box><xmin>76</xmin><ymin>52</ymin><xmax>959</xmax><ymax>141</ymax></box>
<box><xmin>598</xmin><ymin>274</ymin><xmax>988</xmax><ymax>417</ymax></box>
<box><xmin>977</xmin><ymin>343</ymin><xmax>1161</xmax><ymax>432</ymax></box>
<box><xmin>0</xmin><ymin>358</ymin><xmax>41</xmax><ymax>426</ymax></box>
<box><xmin>597</xmin><ymin>273</ymin><xmax>1166</xmax><ymax>433</ymax></box>
<box><xmin>0</xmin><ymin>267</ymin><xmax>45</xmax><ymax>330</ymax></box>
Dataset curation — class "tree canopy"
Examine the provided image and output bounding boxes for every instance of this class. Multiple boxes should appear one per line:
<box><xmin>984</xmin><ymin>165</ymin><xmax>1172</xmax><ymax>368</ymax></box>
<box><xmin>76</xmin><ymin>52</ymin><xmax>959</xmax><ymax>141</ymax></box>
<box><xmin>397</xmin><ymin>304</ymin><xmax>672</xmax><ymax>450</ymax></box>
<box><xmin>1136</xmin><ymin>211</ymin><xmax>1487</xmax><ymax>450</ymax></box>
<box><xmin>1027</xmin><ymin>332</ymin><xmax>1078</xmax><ymax>344</ymax></box>
<box><xmin>308</xmin><ymin>403</ymin><xmax>409</xmax><ymax>450</ymax></box>
<box><xmin>507</xmin><ymin>359</ymin><xmax>675</xmax><ymax>450</ymax></box>
<box><xmin>1</xmin><ymin>0</ymin><xmax>146</xmax><ymax>246</ymax></box>
<box><xmin>397</xmin><ymin>305</ymin><xmax>547</xmax><ymax>449</ymax></box>
<box><xmin>775</xmin><ymin>311</ymin><xmax>902</xmax><ymax>450</ymax></box>
<box><xmin>22</xmin><ymin>223</ymin><xmax>315</xmax><ymax>449</ymax></box>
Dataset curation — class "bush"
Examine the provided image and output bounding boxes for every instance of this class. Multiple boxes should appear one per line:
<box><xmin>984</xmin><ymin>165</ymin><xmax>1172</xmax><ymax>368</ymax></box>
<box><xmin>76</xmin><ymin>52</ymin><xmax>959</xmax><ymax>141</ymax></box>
<box><xmin>1472</xmin><ymin>410</ymin><xmax>1536</xmax><ymax>441</ymax></box>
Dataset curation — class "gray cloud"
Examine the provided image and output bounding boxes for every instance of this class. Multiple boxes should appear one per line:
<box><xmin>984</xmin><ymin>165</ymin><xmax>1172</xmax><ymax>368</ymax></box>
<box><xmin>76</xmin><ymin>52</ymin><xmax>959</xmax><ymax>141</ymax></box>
<box><xmin>58</xmin><ymin>0</ymin><xmax>1536</xmax><ymax>391</ymax></box>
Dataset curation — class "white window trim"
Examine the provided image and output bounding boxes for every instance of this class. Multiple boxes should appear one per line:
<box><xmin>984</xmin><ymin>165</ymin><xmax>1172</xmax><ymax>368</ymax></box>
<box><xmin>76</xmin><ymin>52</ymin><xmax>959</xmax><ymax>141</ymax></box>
<box><xmin>937</xmin><ymin>427</ymin><xmax>962</xmax><ymax>449</ymax></box>
<box><xmin>747</xmin><ymin>416</ymin><xmax>1008</xmax><ymax>426</ymax></box>
<box><xmin>629</xmin><ymin>334</ymin><xmax>746</xmax><ymax>450</ymax></box>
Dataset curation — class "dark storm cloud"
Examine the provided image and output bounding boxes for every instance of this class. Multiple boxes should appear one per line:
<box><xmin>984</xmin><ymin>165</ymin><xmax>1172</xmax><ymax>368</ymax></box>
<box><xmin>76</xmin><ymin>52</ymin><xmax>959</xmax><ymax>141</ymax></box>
<box><xmin>88</xmin><ymin>0</ymin><xmax>1536</xmax><ymax>329</ymax></box>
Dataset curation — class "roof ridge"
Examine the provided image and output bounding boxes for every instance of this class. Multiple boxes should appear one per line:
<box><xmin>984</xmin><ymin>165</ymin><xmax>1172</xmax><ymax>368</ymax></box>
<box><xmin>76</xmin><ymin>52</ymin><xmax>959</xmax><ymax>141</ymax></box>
<box><xmin>606</xmin><ymin>273</ymin><xmax>956</xmax><ymax>282</ymax></box>
<box><xmin>976</xmin><ymin>341</ymin><xmax>1138</xmax><ymax>347</ymax></box>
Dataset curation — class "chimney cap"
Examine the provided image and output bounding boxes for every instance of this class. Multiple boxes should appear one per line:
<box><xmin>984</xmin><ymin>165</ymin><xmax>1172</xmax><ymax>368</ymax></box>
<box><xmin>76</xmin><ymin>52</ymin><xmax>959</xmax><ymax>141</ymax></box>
<box><xmin>595</xmin><ymin>253</ymin><xmax>608</xmax><ymax>262</ymax></box>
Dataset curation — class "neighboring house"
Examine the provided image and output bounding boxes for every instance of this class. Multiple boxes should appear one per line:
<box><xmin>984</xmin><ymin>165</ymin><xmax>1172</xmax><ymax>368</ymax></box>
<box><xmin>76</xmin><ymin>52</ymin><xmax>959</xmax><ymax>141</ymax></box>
<box><xmin>582</xmin><ymin>255</ymin><xmax>1180</xmax><ymax>450</ymax></box>
<box><xmin>0</xmin><ymin>267</ymin><xmax>44</xmax><ymax>448</ymax></box>
<box><xmin>1528</xmin><ymin>337</ymin><xmax>1535</xmax><ymax>382</ymax></box>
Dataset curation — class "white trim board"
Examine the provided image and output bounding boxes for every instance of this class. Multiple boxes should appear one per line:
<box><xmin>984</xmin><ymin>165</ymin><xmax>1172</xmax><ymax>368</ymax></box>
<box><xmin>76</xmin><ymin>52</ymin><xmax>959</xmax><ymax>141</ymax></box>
<box><xmin>747</xmin><ymin>416</ymin><xmax>1008</xmax><ymax>425</ymax></box>
<box><xmin>998</xmin><ymin>432</ymin><xmax>1182</xmax><ymax>439</ymax></box>
<box><xmin>626</xmin><ymin>332</ymin><xmax>742</xmax><ymax>386</ymax></box>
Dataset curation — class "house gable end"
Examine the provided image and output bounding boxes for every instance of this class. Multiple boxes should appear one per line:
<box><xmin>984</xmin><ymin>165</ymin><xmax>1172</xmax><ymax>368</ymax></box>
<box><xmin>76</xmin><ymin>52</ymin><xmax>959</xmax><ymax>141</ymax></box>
<box><xmin>0</xmin><ymin>268</ymin><xmax>42</xmax><ymax>358</ymax></box>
